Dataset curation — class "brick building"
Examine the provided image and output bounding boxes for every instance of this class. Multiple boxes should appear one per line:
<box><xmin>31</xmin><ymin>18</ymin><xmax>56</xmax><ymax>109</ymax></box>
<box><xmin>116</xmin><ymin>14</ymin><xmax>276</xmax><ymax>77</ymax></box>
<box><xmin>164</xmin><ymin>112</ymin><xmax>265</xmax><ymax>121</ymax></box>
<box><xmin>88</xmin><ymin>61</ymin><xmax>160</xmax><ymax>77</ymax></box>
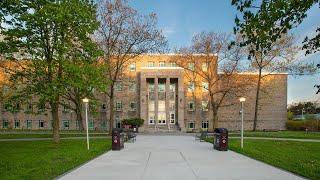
<box><xmin>0</xmin><ymin>54</ymin><xmax>287</xmax><ymax>132</ymax></box>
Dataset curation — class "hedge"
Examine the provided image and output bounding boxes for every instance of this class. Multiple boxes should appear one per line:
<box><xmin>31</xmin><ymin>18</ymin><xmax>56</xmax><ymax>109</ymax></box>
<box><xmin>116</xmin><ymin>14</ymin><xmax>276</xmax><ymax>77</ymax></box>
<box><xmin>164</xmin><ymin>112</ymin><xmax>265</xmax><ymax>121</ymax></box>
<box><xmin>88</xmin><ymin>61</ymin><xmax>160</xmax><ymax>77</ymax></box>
<box><xmin>286</xmin><ymin>120</ymin><xmax>319</xmax><ymax>131</ymax></box>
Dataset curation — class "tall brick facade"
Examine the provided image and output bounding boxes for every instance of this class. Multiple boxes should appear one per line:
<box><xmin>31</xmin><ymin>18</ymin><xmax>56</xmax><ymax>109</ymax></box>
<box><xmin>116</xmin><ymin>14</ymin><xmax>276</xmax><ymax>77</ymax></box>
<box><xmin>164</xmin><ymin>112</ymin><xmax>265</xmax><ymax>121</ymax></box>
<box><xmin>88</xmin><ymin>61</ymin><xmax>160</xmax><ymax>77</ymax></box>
<box><xmin>0</xmin><ymin>54</ymin><xmax>287</xmax><ymax>132</ymax></box>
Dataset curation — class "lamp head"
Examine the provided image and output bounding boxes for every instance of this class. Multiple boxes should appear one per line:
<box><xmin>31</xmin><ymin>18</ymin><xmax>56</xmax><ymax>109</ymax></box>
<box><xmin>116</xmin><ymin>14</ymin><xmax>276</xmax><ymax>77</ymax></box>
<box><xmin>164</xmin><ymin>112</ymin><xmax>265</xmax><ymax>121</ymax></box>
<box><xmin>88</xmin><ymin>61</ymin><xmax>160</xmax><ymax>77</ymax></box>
<box><xmin>239</xmin><ymin>97</ymin><xmax>246</xmax><ymax>102</ymax></box>
<box><xmin>82</xmin><ymin>97</ymin><xmax>89</xmax><ymax>103</ymax></box>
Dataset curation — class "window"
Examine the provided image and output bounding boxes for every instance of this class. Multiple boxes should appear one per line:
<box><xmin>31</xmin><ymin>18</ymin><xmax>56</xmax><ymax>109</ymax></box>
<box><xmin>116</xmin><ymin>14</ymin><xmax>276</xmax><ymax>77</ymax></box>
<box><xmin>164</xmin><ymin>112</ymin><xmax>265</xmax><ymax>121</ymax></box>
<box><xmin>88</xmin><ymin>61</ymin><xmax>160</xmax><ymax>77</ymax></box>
<box><xmin>188</xmin><ymin>81</ymin><xmax>195</xmax><ymax>92</ymax></box>
<box><xmin>188</xmin><ymin>101</ymin><xmax>195</xmax><ymax>111</ymax></box>
<box><xmin>170</xmin><ymin>113</ymin><xmax>175</xmax><ymax>124</ymax></box>
<box><xmin>3</xmin><ymin>120</ymin><xmax>8</xmax><ymax>128</ymax></box>
<box><xmin>169</xmin><ymin>62</ymin><xmax>177</xmax><ymax>67</ymax></box>
<box><xmin>147</xmin><ymin>61</ymin><xmax>155</xmax><ymax>67</ymax></box>
<box><xmin>102</xmin><ymin>104</ymin><xmax>106</xmax><ymax>110</ymax></box>
<box><xmin>188</xmin><ymin>121</ymin><xmax>195</xmax><ymax>129</ymax></box>
<box><xmin>116</xmin><ymin>101</ymin><xmax>122</xmax><ymax>111</ymax></box>
<box><xmin>89</xmin><ymin>120</ymin><xmax>94</xmax><ymax>130</ymax></box>
<box><xmin>158</xmin><ymin>83</ymin><xmax>165</xmax><ymax>92</ymax></box>
<box><xmin>114</xmin><ymin>81</ymin><xmax>123</xmax><ymax>91</ymax></box>
<box><xmin>26</xmin><ymin>103</ymin><xmax>33</xmax><ymax>112</ymax></box>
<box><xmin>129</xmin><ymin>63</ymin><xmax>136</xmax><ymax>71</ymax></box>
<box><xmin>14</xmin><ymin>103</ymin><xmax>20</xmax><ymax>111</ymax></box>
<box><xmin>148</xmin><ymin>112</ymin><xmax>155</xmax><ymax>124</ymax></box>
<box><xmin>159</xmin><ymin>61</ymin><xmax>165</xmax><ymax>67</ymax></box>
<box><xmin>38</xmin><ymin>120</ymin><xmax>44</xmax><ymax>128</ymax></box>
<box><xmin>101</xmin><ymin>121</ymin><xmax>107</xmax><ymax>129</ymax></box>
<box><xmin>202</xmin><ymin>82</ymin><xmax>209</xmax><ymax>92</ymax></box>
<box><xmin>202</xmin><ymin>121</ymin><xmax>209</xmax><ymax>129</ymax></box>
<box><xmin>4</xmin><ymin>103</ymin><xmax>11</xmax><ymax>111</ymax></box>
<box><xmin>129</xmin><ymin>101</ymin><xmax>136</xmax><ymax>111</ymax></box>
<box><xmin>202</xmin><ymin>62</ymin><xmax>208</xmax><ymax>72</ymax></box>
<box><xmin>76</xmin><ymin>120</ymin><xmax>80</xmax><ymax>129</ymax></box>
<box><xmin>188</xmin><ymin>62</ymin><xmax>195</xmax><ymax>71</ymax></box>
<box><xmin>202</xmin><ymin>101</ymin><xmax>209</xmax><ymax>111</ymax></box>
<box><xmin>115</xmin><ymin>116</ymin><xmax>121</xmax><ymax>128</ymax></box>
<box><xmin>63</xmin><ymin>105</ymin><xmax>69</xmax><ymax>113</ymax></box>
<box><xmin>129</xmin><ymin>81</ymin><xmax>136</xmax><ymax>92</ymax></box>
<box><xmin>26</xmin><ymin>120</ymin><xmax>32</xmax><ymax>129</ymax></box>
<box><xmin>62</xmin><ymin>120</ymin><xmax>69</xmax><ymax>129</ymax></box>
<box><xmin>14</xmin><ymin>120</ymin><xmax>20</xmax><ymax>129</ymax></box>
<box><xmin>38</xmin><ymin>103</ymin><xmax>45</xmax><ymax>112</ymax></box>
<box><xmin>158</xmin><ymin>112</ymin><xmax>166</xmax><ymax>124</ymax></box>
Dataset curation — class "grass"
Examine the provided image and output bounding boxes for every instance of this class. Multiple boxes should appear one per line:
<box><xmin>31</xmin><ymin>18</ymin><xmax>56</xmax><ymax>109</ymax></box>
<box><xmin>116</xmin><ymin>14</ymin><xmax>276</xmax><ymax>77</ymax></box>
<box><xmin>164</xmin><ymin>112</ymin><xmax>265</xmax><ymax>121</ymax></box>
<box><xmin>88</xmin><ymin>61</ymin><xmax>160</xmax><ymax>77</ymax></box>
<box><xmin>229</xmin><ymin>130</ymin><xmax>320</xmax><ymax>139</ymax></box>
<box><xmin>206</xmin><ymin>137</ymin><xmax>320</xmax><ymax>179</ymax></box>
<box><xmin>0</xmin><ymin>133</ymin><xmax>109</xmax><ymax>139</ymax></box>
<box><xmin>0</xmin><ymin>139</ymin><xmax>111</xmax><ymax>179</ymax></box>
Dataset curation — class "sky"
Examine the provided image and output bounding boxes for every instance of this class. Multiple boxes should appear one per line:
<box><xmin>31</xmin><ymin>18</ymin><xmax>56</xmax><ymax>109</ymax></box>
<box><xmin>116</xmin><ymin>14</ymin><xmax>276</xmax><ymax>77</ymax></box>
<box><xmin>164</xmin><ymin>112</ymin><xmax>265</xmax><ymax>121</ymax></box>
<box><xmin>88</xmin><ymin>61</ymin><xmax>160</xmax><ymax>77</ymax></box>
<box><xmin>130</xmin><ymin>0</ymin><xmax>320</xmax><ymax>105</ymax></box>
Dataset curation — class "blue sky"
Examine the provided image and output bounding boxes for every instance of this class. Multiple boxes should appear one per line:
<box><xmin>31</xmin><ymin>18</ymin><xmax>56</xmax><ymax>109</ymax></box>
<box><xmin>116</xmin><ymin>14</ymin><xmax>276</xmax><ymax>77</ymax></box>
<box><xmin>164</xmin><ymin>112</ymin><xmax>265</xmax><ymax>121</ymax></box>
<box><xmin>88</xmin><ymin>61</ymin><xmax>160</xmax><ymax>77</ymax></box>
<box><xmin>131</xmin><ymin>0</ymin><xmax>320</xmax><ymax>105</ymax></box>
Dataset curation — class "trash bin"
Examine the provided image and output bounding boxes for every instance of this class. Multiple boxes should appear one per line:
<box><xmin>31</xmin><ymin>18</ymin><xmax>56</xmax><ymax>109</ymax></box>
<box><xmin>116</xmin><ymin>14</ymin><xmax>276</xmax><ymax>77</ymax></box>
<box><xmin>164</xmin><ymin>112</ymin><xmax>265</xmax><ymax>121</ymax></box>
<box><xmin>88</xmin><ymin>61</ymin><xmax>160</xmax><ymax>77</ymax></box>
<box><xmin>213</xmin><ymin>128</ymin><xmax>228</xmax><ymax>151</ymax></box>
<box><xmin>112</xmin><ymin>128</ymin><xmax>124</xmax><ymax>151</ymax></box>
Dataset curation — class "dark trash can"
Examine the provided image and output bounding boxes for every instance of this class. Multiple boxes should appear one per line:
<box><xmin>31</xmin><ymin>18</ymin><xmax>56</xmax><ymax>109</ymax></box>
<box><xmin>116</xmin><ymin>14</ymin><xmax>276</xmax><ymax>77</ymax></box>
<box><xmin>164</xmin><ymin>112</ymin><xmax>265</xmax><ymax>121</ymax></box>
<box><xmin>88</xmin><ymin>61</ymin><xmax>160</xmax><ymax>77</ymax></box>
<box><xmin>213</xmin><ymin>128</ymin><xmax>228</xmax><ymax>151</ymax></box>
<box><xmin>112</xmin><ymin>128</ymin><xmax>124</xmax><ymax>151</ymax></box>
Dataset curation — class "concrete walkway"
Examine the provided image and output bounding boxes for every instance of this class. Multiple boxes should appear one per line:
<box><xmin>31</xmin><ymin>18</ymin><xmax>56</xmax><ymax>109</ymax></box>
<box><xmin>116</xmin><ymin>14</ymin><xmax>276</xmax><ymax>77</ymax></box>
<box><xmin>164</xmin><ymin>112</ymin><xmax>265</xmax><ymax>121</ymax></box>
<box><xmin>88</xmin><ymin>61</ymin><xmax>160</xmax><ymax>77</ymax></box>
<box><xmin>59</xmin><ymin>135</ymin><xmax>303</xmax><ymax>180</ymax></box>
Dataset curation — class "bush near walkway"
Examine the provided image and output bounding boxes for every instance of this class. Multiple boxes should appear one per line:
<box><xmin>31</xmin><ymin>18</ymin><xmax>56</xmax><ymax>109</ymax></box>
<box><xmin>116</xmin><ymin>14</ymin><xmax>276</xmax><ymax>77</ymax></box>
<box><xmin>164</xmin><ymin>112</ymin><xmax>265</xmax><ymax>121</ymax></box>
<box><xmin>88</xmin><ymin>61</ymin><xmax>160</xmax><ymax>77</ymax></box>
<box><xmin>286</xmin><ymin>120</ymin><xmax>319</xmax><ymax>131</ymax></box>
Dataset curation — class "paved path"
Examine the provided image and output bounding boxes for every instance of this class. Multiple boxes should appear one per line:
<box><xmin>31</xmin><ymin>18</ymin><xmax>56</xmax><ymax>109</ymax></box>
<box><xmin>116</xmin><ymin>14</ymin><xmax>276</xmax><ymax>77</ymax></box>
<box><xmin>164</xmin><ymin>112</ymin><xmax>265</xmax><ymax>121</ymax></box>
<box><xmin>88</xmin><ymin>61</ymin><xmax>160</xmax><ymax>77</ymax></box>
<box><xmin>59</xmin><ymin>135</ymin><xmax>303</xmax><ymax>180</ymax></box>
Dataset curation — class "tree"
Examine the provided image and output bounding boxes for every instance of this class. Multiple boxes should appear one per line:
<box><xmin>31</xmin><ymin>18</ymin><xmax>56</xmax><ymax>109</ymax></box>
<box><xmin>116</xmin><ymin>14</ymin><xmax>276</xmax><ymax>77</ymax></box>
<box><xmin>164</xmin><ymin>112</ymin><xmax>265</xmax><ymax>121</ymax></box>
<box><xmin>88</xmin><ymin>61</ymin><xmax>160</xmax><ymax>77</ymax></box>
<box><xmin>0</xmin><ymin>0</ymin><xmax>99</xmax><ymax>143</ymax></box>
<box><xmin>173</xmin><ymin>32</ymin><xmax>247</xmax><ymax>130</ymax></box>
<box><xmin>95</xmin><ymin>0</ymin><xmax>167</xmax><ymax>135</ymax></box>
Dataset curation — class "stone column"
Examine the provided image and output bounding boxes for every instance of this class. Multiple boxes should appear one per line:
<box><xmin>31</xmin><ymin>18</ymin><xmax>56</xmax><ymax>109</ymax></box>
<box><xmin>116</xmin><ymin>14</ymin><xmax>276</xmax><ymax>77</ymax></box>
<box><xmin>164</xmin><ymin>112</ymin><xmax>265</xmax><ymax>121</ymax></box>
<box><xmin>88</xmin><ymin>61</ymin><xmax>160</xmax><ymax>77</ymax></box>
<box><xmin>139</xmin><ymin>74</ymin><xmax>148</xmax><ymax>131</ymax></box>
<box><xmin>178</xmin><ymin>74</ymin><xmax>185</xmax><ymax>132</ymax></box>
<box><xmin>154</xmin><ymin>77</ymin><xmax>158</xmax><ymax>131</ymax></box>
<box><xmin>165</xmin><ymin>77</ymin><xmax>170</xmax><ymax>130</ymax></box>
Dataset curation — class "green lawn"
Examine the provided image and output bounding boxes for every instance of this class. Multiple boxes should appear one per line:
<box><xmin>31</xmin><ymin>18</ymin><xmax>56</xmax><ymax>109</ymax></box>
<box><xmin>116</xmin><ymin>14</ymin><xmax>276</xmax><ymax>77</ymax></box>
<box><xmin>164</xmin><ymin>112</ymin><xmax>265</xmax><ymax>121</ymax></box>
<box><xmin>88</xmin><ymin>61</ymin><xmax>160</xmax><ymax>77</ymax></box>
<box><xmin>0</xmin><ymin>139</ymin><xmax>111</xmax><ymax>179</ymax></box>
<box><xmin>206</xmin><ymin>138</ymin><xmax>320</xmax><ymax>179</ymax></box>
<box><xmin>0</xmin><ymin>133</ymin><xmax>109</xmax><ymax>139</ymax></box>
<box><xmin>229</xmin><ymin>131</ymin><xmax>320</xmax><ymax>139</ymax></box>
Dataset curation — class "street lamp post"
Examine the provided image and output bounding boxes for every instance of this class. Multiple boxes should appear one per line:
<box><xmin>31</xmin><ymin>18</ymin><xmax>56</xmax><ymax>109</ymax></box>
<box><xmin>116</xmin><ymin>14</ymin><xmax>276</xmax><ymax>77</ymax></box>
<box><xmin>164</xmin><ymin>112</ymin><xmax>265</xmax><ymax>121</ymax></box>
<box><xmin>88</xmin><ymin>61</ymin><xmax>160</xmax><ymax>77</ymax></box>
<box><xmin>82</xmin><ymin>97</ymin><xmax>90</xmax><ymax>150</ymax></box>
<box><xmin>239</xmin><ymin>97</ymin><xmax>246</xmax><ymax>149</ymax></box>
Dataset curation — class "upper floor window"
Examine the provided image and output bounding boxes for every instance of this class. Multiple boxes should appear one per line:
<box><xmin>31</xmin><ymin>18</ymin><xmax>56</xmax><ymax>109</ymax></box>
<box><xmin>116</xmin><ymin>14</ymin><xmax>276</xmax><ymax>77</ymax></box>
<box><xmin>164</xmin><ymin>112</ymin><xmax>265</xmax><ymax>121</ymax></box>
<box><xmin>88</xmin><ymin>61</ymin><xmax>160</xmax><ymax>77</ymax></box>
<box><xmin>129</xmin><ymin>81</ymin><xmax>136</xmax><ymax>92</ymax></box>
<box><xmin>202</xmin><ymin>82</ymin><xmax>209</xmax><ymax>92</ymax></box>
<box><xmin>188</xmin><ymin>62</ymin><xmax>195</xmax><ymax>71</ymax></box>
<box><xmin>188</xmin><ymin>81</ymin><xmax>195</xmax><ymax>92</ymax></box>
<box><xmin>147</xmin><ymin>61</ymin><xmax>155</xmax><ymax>67</ymax></box>
<box><xmin>129</xmin><ymin>63</ymin><xmax>136</xmax><ymax>72</ymax></box>
<box><xmin>159</xmin><ymin>61</ymin><xmax>165</xmax><ymax>67</ymax></box>
<box><xmin>188</xmin><ymin>101</ymin><xmax>195</xmax><ymax>111</ymax></box>
<box><xmin>201</xmin><ymin>101</ymin><xmax>209</xmax><ymax>111</ymax></box>
<box><xmin>114</xmin><ymin>81</ymin><xmax>123</xmax><ymax>91</ymax></box>
<box><xmin>169</xmin><ymin>62</ymin><xmax>177</xmax><ymax>67</ymax></box>
<box><xmin>129</xmin><ymin>101</ymin><xmax>136</xmax><ymax>111</ymax></box>
<box><xmin>202</xmin><ymin>62</ymin><xmax>208</xmax><ymax>72</ymax></box>
<box><xmin>115</xmin><ymin>101</ymin><xmax>122</xmax><ymax>111</ymax></box>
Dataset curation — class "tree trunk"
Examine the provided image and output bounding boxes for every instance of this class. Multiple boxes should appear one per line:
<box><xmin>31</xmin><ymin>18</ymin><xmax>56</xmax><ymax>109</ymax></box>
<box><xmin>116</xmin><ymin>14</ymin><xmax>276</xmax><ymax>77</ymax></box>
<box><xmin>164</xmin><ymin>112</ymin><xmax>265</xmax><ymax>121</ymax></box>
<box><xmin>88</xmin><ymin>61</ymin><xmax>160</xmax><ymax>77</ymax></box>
<box><xmin>51</xmin><ymin>99</ymin><xmax>60</xmax><ymax>143</ymax></box>
<box><xmin>212</xmin><ymin>108</ymin><xmax>218</xmax><ymax>130</ymax></box>
<box><xmin>76</xmin><ymin>103</ymin><xmax>84</xmax><ymax>131</ymax></box>
<box><xmin>253</xmin><ymin>68</ymin><xmax>262</xmax><ymax>131</ymax></box>
<box><xmin>108</xmin><ymin>87</ymin><xmax>114</xmax><ymax>135</ymax></box>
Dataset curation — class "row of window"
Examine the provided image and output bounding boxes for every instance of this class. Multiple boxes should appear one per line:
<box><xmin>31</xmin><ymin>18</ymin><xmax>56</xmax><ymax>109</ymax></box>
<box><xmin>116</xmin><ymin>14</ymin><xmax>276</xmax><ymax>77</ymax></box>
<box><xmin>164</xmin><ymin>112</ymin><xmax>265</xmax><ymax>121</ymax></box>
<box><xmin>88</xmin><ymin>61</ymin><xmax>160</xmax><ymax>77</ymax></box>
<box><xmin>1</xmin><ymin>120</ymin><xmax>104</xmax><ymax>130</ymax></box>
<box><xmin>129</xmin><ymin>62</ymin><xmax>179</xmax><ymax>71</ymax></box>
<box><xmin>187</xmin><ymin>121</ymin><xmax>209</xmax><ymax>129</ymax></box>
<box><xmin>188</xmin><ymin>101</ymin><xmax>209</xmax><ymax>111</ymax></box>
<box><xmin>188</xmin><ymin>81</ymin><xmax>209</xmax><ymax>92</ymax></box>
<box><xmin>114</xmin><ymin>81</ymin><xmax>136</xmax><ymax>92</ymax></box>
<box><xmin>115</xmin><ymin>101</ymin><xmax>136</xmax><ymax>111</ymax></box>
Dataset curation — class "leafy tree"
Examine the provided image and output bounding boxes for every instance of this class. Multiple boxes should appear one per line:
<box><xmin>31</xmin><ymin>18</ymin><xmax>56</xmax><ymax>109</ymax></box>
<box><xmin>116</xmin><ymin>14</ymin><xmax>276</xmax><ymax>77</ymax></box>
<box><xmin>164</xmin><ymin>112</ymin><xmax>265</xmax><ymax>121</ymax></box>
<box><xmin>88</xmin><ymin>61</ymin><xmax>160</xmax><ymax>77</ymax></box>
<box><xmin>0</xmin><ymin>0</ymin><xmax>99</xmax><ymax>143</ymax></box>
<box><xmin>232</xmin><ymin>0</ymin><xmax>317</xmax><ymax>131</ymax></box>
<box><xmin>95</xmin><ymin>0</ymin><xmax>167</xmax><ymax>135</ymax></box>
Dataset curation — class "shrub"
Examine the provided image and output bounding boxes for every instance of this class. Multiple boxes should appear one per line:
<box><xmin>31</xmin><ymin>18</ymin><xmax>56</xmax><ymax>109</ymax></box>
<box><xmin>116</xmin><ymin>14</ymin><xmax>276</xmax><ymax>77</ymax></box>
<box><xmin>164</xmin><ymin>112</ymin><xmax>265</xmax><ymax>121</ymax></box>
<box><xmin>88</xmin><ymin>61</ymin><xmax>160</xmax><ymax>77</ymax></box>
<box><xmin>286</xmin><ymin>120</ymin><xmax>319</xmax><ymax>131</ymax></box>
<box><xmin>122</xmin><ymin>118</ymin><xmax>144</xmax><ymax>127</ymax></box>
<box><xmin>287</xmin><ymin>111</ymin><xmax>294</xmax><ymax>121</ymax></box>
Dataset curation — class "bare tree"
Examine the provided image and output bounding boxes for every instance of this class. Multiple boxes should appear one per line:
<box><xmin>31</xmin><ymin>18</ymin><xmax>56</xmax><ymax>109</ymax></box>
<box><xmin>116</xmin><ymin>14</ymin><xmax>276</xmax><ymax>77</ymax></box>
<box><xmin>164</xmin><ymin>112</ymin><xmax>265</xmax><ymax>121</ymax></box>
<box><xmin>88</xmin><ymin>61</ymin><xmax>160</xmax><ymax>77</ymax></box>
<box><xmin>246</xmin><ymin>34</ymin><xmax>306</xmax><ymax>131</ymax></box>
<box><xmin>172</xmin><ymin>32</ymin><xmax>246</xmax><ymax>130</ymax></box>
<box><xmin>95</xmin><ymin>0</ymin><xmax>167</xmax><ymax>134</ymax></box>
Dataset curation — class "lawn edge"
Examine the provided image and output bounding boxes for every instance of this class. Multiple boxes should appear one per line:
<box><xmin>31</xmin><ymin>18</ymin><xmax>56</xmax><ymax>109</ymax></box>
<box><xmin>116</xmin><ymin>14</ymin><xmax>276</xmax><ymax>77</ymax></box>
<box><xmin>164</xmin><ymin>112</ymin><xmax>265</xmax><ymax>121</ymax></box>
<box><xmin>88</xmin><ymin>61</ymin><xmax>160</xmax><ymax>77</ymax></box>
<box><xmin>204</xmin><ymin>138</ymin><xmax>308</xmax><ymax>180</ymax></box>
<box><xmin>54</xmin><ymin>147</ymin><xmax>111</xmax><ymax>180</ymax></box>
